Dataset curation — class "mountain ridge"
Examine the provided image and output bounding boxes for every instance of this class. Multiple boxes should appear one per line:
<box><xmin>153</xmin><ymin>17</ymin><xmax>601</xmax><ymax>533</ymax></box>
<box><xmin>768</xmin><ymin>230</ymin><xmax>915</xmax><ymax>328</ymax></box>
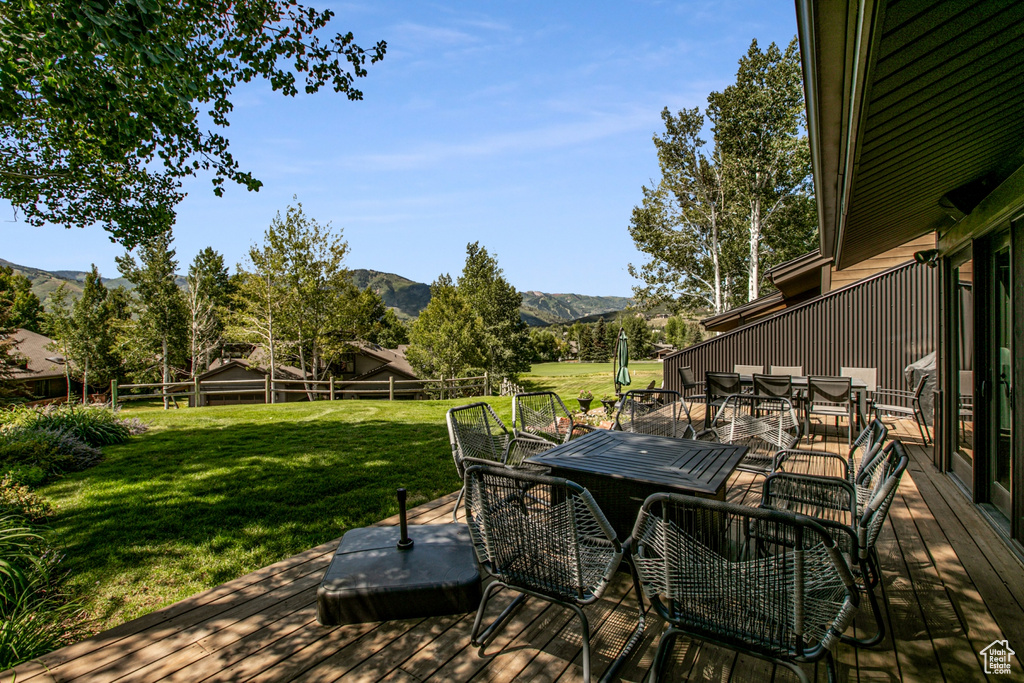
<box><xmin>1</xmin><ymin>259</ymin><xmax>632</xmax><ymax>326</ymax></box>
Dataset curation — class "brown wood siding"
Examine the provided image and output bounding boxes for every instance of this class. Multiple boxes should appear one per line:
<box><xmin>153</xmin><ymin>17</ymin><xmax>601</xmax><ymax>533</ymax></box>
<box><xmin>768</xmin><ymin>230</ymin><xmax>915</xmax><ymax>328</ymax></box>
<box><xmin>666</xmin><ymin>260</ymin><xmax>937</xmax><ymax>395</ymax></box>
<box><xmin>829</xmin><ymin>233</ymin><xmax>936</xmax><ymax>291</ymax></box>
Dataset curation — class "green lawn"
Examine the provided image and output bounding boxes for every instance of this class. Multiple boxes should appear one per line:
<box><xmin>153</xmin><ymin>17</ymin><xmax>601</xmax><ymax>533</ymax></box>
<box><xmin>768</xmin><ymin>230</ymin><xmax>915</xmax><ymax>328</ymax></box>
<box><xmin>36</xmin><ymin>361</ymin><xmax>664</xmax><ymax>636</ymax></box>
<box><xmin>521</xmin><ymin>361</ymin><xmax>665</xmax><ymax>399</ymax></box>
<box><xmin>41</xmin><ymin>398</ymin><xmax>505</xmax><ymax>632</ymax></box>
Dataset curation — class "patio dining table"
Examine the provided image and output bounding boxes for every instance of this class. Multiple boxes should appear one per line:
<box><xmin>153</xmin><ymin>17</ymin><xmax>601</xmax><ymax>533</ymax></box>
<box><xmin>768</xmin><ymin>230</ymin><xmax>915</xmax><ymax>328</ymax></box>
<box><xmin>524</xmin><ymin>429</ymin><xmax>748</xmax><ymax>540</ymax></box>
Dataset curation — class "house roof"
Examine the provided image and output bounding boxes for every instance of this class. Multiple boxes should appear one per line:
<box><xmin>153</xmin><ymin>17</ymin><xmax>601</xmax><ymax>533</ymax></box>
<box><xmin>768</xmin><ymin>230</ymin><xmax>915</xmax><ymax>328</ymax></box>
<box><xmin>345</xmin><ymin>341</ymin><xmax>419</xmax><ymax>379</ymax></box>
<box><xmin>699</xmin><ymin>292</ymin><xmax>787</xmax><ymax>333</ymax></box>
<box><xmin>798</xmin><ymin>0</ymin><xmax>1024</xmax><ymax>268</ymax></box>
<box><xmin>5</xmin><ymin>328</ymin><xmax>66</xmax><ymax>380</ymax></box>
<box><xmin>198</xmin><ymin>358</ymin><xmax>308</xmax><ymax>382</ymax></box>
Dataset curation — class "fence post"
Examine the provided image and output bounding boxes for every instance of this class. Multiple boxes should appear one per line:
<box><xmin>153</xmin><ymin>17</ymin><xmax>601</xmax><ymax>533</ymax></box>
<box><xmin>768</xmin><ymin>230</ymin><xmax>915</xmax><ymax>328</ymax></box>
<box><xmin>193</xmin><ymin>376</ymin><xmax>201</xmax><ymax>408</ymax></box>
<box><xmin>111</xmin><ymin>380</ymin><xmax>118</xmax><ymax>410</ymax></box>
<box><xmin>265</xmin><ymin>375</ymin><xmax>271</xmax><ymax>404</ymax></box>
<box><xmin>329</xmin><ymin>376</ymin><xmax>335</xmax><ymax>400</ymax></box>
<box><xmin>483</xmin><ymin>372</ymin><xmax>488</xmax><ymax>397</ymax></box>
<box><xmin>389</xmin><ymin>376</ymin><xmax>394</xmax><ymax>401</ymax></box>
<box><xmin>440</xmin><ymin>375</ymin><xmax>445</xmax><ymax>401</ymax></box>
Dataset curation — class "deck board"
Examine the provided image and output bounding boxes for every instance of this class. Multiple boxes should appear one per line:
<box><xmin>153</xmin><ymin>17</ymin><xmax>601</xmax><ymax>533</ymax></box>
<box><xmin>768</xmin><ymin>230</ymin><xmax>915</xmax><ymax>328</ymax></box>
<box><xmin>5</xmin><ymin>419</ymin><xmax>1024</xmax><ymax>683</ymax></box>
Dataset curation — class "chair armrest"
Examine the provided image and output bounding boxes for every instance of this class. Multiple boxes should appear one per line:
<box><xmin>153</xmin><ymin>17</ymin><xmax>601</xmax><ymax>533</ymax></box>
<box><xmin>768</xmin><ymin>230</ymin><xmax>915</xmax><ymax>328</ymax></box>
<box><xmin>773</xmin><ymin>449</ymin><xmax>851</xmax><ymax>481</ymax></box>
<box><xmin>872</xmin><ymin>388</ymin><xmax>914</xmax><ymax>402</ymax></box>
<box><xmin>762</xmin><ymin>472</ymin><xmax>858</xmax><ymax>522</ymax></box>
<box><xmin>570</xmin><ymin>422</ymin><xmax>598</xmax><ymax>438</ymax></box>
<box><xmin>504</xmin><ymin>436</ymin><xmax>553</xmax><ymax>467</ymax></box>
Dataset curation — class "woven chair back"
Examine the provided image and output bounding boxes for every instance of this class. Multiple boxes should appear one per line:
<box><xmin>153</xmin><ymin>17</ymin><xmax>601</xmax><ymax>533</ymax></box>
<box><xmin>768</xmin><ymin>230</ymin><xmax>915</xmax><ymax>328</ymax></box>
<box><xmin>850</xmin><ymin>419</ymin><xmax>888</xmax><ymax>485</ymax></box>
<box><xmin>706</xmin><ymin>372</ymin><xmax>741</xmax><ymax>399</ymax></box>
<box><xmin>513</xmin><ymin>391</ymin><xmax>574</xmax><ymax>445</ymax></box>
<box><xmin>446</xmin><ymin>402</ymin><xmax>511</xmax><ymax>476</ymax></box>
<box><xmin>464</xmin><ymin>465</ymin><xmax>621</xmax><ymax>603</ymax></box>
<box><xmin>708</xmin><ymin>394</ymin><xmax>799</xmax><ymax>470</ymax></box>
<box><xmin>615</xmin><ymin>389</ymin><xmax>691</xmax><ymax>438</ymax></box>
<box><xmin>752</xmin><ymin>374</ymin><xmax>793</xmax><ymax>398</ymax></box>
<box><xmin>631</xmin><ymin>493</ymin><xmax>857</xmax><ymax>662</ymax></box>
<box><xmin>859</xmin><ymin>440</ymin><xmax>909</xmax><ymax>551</ymax></box>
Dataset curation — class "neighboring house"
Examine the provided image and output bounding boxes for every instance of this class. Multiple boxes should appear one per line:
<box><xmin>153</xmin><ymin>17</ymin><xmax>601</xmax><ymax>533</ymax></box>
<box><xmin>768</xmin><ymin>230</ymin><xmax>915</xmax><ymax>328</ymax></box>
<box><xmin>189</xmin><ymin>358</ymin><xmax>311</xmax><ymax>407</ymax></box>
<box><xmin>651</xmin><ymin>343</ymin><xmax>676</xmax><ymax>360</ymax></box>
<box><xmin>334</xmin><ymin>342</ymin><xmax>425</xmax><ymax>400</ymax></box>
<box><xmin>4</xmin><ymin>328</ymin><xmax>77</xmax><ymax>400</ymax></box>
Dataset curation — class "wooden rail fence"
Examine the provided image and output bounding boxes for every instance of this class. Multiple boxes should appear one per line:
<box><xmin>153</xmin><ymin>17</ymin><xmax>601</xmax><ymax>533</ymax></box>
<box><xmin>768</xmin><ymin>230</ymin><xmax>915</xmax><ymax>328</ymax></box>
<box><xmin>111</xmin><ymin>373</ymin><xmax>489</xmax><ymax>409</ymax></box>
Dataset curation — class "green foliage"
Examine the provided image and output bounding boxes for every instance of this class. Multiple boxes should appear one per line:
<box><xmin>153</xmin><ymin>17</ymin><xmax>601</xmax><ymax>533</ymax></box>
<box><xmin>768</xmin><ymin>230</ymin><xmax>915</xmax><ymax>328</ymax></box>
<box><xmin>592</xmin><ymin>318</ymin><xmax>611</xmax><ymax>362</ymax></box>
<box><xmin>0</xmin><ymin>0</ymin><xmax>386</xmax><ymax>246</ymax></box>
<box><xmin>0</xmin><ymin>426</ymin><xmax>102</xmax><ymax>481</ymax></box>
<box><xmin>407</xmin><ymin>275</ymin><xmax>484</xmax><ymax>379</ymax></box>
<box><xmin>0</xmin><ymin>267</ymin><xmax>43</xmax><ymax>332</ymax></box>
<box><xmin>68</xmin><ymin>266</ymin><xmax>119</xmax><ymax>395</ymax></box>
<box><xmin>186</xmin><ymin>247</ymin><xmax>231</xmax><ymax>376</ymax></box>
<box><xmin>621</xmin><ymin>315</ymin><xmax>653</xmax><ymax>360</ymax></box>
<box><xmin>528</xmin><ymin>329</ymin><xmax>560</xmax><ymax>363</ymax></box>
<box><xmin>8</xmin><ymin>405</ymin><xmax>133</xmax><ymax>447</ymax></box>
<box><xmin>0</xmin><ymin>514</ymin><xmax>87</xmax><ymax>670</ymax></box>
<box><xmin>0</xmin><ymin>475</ymin><xmax>54</xmax><ymax>522</ymax></box>
<box><xmin>457</xmin><ymin>243</ymin><xmax>532</xmax><ymax>382</ymax></box>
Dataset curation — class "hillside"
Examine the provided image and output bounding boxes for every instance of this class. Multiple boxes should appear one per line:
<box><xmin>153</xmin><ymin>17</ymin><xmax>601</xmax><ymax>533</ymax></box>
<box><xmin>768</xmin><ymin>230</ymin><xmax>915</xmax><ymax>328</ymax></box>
<box><xmin>3</xmin><ymin>259</ymin><xmax>632</xmax><ymax>325</ymax></box>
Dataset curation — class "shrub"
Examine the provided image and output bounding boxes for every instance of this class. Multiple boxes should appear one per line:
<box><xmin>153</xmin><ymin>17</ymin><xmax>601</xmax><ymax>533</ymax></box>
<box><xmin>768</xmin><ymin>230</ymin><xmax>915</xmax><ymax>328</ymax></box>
<box><xmin>0</xmin><ymin>476</ymin><xmax>54</xmax><ymax>523</ymax></box>
<box><xmin>6</xmin><ymin>405</ymin><xmax>133</xmax><ymax>447</ymax></box>
<box><xmin>0</xmin><ymin>427</ymin><xmax>102</xmax><ymax>481</ymax></box>
<box><xmin>0</xmin><ymin>515</ymin><xmax>87</xmax><ymax>670</ymax></box>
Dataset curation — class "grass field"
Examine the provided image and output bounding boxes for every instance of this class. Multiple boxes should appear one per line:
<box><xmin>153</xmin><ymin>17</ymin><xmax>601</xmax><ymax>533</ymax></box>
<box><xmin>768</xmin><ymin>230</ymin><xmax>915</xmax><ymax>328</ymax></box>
<box><xmin>36</xmin><ymin>361</ymin><xmax>665</xmax><ymax>636</ymax></box>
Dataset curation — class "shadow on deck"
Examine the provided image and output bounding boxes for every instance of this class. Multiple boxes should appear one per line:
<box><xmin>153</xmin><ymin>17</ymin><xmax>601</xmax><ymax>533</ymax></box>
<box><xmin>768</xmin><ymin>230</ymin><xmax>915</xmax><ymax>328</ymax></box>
<box><xmin>5</xmin><ymin>418</ymin><xmax>1024</xmax><ymax>682</ymax></box>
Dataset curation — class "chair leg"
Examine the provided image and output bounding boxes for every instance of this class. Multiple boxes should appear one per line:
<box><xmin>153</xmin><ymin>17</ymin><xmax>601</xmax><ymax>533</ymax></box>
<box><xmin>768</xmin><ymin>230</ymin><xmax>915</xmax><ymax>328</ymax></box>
<box><xmin>648</xmin><ymin>627</ymin><xmax>681</xmax><ymax>683</ymax></box>
<box><xmin>452</xmin><ymin>486</ymin><xmax>465</xmax><ymax>523</ymax></box>
<box><xmin>840</xmin><ymin>558</ymin><xmax>886</xmax><ymax>649</ymax></box>
<box><xmin>471</xmin><ymin>582</ymin><xmax>528</xmax><ymax>649</ymax></box>
<box><xmin>914</xmin><ymin>409</ymin><xmax>931</xmax><ymax>445</ymax></box>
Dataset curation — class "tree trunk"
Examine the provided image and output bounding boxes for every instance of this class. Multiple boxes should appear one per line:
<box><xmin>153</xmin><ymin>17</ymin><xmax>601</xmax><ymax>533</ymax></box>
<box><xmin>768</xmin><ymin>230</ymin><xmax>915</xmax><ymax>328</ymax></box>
<box><xmin>711</xmin><ymin>215</ymin><xmax>723</xmax><ymax>315</ymax></box>
<box><xmin>267</xmin><ymin>274</ymin><xmax>276</xmax><ymax>404</ymax></box>
<box><xmin>162</xmin><ymin>337</ymin><xmax>170</xmax><ymax>410</ymax></box>
<box><xmin>748</xmin><ymin>195</ymin><xmax>762</xmax><ymax>302</ymax></box>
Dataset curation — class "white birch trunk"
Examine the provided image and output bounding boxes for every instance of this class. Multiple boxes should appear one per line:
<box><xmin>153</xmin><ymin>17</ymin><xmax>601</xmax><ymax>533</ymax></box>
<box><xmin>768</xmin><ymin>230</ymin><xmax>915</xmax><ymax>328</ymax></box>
<box><xmin>748</xmin><ymin>195</ymin><xmax>762</xmax><ymax>302</ymax></box>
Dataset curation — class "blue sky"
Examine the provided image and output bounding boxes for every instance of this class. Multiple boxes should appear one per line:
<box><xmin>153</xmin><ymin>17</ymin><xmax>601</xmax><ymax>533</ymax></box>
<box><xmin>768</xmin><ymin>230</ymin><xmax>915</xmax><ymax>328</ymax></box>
<box><xmin>1</xmin><ymin>1</ymin><xmax>800</xmax><ymax>297</ymax></box>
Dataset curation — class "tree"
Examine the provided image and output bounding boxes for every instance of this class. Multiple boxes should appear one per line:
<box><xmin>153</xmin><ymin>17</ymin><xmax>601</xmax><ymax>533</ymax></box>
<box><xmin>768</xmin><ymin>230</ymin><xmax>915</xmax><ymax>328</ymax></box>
<box><xmin>528</xmin><ymin>328</ymin><xmax>559</xmax><ymax>363</ymax></box>
<box><xmin>0</xmin><ymin>267</ymin><xmax>43</xmax><ymax>332</ymax></box>
<box><xmin>0</xmin><ymin>1</ymin><xmax>386</xmax><ymax>246</ymax></box>
<box><xmin>70</xmin><ymin>266</ymin><xmax>118</xmax><ymax>402</ymax></box>
<box><xmin>457</xmin><ymin>243</ymin><xmax>532</xmax><ymax>383</ymax></box>
<box><xmin>347</xmin><ymin>287</ymin><xmax>409</xmax><ymax>348</ymax></box>
<box><xmin>42</xmin><ymin>284</ymin><xmax>75</xmax><ymax>401</ymax></box>
<box><xmin>707</xmin><ymin>38</ymin><xmax>814</xmax><ymax>301</ymax></box>
<box><xmin>0</xmin><ymin>284</ymin><xmax>27</xmax><ymax>403</ymax></box>
<box><xmin>622</xmin><ymin>315</ymin><xmax>653</xmax><ymax>361</ymax></box>
<box><xmin>185</xmin><ymin>248</ymin><xmax>231</xmax><ymax>375</ymax></box>
<box><xmin>592</xmin><ymin>318</ymin><xmax>610</xmax><ymax>362</ymax></box>
<box><xmin>116</xmin><ymin>232</ymin><xmax>188</xmax><ymax>407</ymax></box>
<box><xmin>406</xmin><ymin>275</ymin><xmax>483</xmax><ymax>382</ymax></box>
<box><xmin>629</xmin><ymin>107</ymin><xmax>738</xmax><ymax>315</ymax></box>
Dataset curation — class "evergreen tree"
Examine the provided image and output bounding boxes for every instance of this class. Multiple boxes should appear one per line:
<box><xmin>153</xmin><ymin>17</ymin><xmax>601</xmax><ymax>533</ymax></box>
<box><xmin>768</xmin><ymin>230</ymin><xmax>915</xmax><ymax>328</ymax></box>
<box><xmin>622</xmin><ymin>315</ymin><xmax>653</xmax><ymax>361</ymax></box>
<box><xmin>116</xmin><ymin>232</ymin><xmax>188</xmax><ymax>406</ymax></box>
<box><xmin>42</xmin><ymin>284</ymin><xmax>74</xmax><ymax>402</ymax></box>
<box><xmin>457</xmin><ymin>242</ymin><xmax>531</xmax><ymax>383</ymax></box>
<box><xmin>406</xmin><ymin>275</ymin><xmax>483</xmax><ymax>383</ymax></box>
<box><xmin>186</xmin><ymin>247</ymin><xmax>231</xmax><ymax>375</ymax></box>
<box><xmin>0</xmin><ymin>267</ymin><xmax>43</xmax><ymax>332</ymax></box>
<box><xmin>0</xmin><ymin>284</ymin><xmax>27</xmax><ymax>403</ymax></box>
<box><xmin>70</xmin><ymin>266</ymin><xmax>118</xmax><ymax>402</ymax></box>
<box><xmin>592</xmin><ymin>318</ymin><xmax>610</xmax><ymax>362</ymax></box>
<box><xmin>578</xmin><ymin>326</ymin><xmax>594</xmax><ymax>362</ymax></box>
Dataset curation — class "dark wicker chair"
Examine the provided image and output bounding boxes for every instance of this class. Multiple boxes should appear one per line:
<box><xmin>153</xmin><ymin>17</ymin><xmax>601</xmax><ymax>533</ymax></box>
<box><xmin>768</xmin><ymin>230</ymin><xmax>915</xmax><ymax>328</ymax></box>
<box><xmin>805</xmin><ymin>376</ymin><xmax>855</xmax><ymax>446</ymax></box>
<box><xmin>464</xmin><ymin>465</ymin><xmax>645</xmax><ymax>683</ymax></box>
<box><xmin>704</xmin><ymin>372</ymin><xmax>741</xmax><ymax>427</ymax></box>
<box><xmin>631</xmin><ymin>493</ymin><xmax>858</xmax><ymax>683</ymax></box>
<box><xmin>704</xmin><ymin>394</ymin><xmax>800</xmax><ymax>474</ymax></box>
<box><xmin>446</xmin><ymin>402</ymin><xmax>550</xmax><ymax>522</ymax></box>
<box><xmin>512</xmin><ymin>391</ymin><xmax>595</xmax><ymax>449</ymax></box>
<box><xmin>614</xmin><ymin>389</ymin><xmax>694</xmax><ymax>438</ymax></box>
<box><xmin>773</xmin><ymin>418</ymin><xmax>889</xmax><ymax>487</ymax></box>
<box><xmin>760</xmin><ymin>440</ymin><xmax>909</xmax><ymax>648</ymax></box>
<box><xmin>872</xmin><ymin>375</ymin><xmax>931</xmax><ymax>445</ymax></box>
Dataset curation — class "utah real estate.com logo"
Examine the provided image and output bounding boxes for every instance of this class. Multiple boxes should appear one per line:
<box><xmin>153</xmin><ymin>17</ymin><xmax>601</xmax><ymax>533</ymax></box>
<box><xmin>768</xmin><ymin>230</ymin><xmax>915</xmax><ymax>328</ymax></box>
<box><xmin>980</xmin><ymin>639</ymin><xmax>1015</xmax><ymax>675</ymax></box>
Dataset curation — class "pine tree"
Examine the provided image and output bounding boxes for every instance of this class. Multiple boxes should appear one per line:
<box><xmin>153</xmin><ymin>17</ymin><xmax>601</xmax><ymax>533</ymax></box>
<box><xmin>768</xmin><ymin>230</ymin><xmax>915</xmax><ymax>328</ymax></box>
<box><xmin>71</xmin><ymin>266</ymin><xmax>118</xmax><ymax>402</ymax></box>
<box><xmin>406</xmin><ymin>275</ymin><xmax>483</xmax><ymax>386</ymax></box>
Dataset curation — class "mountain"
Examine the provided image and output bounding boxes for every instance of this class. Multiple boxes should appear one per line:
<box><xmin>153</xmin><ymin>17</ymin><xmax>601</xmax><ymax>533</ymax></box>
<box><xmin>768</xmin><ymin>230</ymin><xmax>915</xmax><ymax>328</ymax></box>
<box><xmin>3</xmin><ymin>259</ymin><xmax>632</xmax><ymax>325</ymax></box>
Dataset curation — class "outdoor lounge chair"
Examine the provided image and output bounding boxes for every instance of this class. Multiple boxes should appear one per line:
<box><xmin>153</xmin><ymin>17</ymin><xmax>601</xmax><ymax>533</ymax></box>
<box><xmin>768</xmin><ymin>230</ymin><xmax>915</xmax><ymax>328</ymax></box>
<box><xmin>703</xmin><ymin>393</ymin><xmax>800</xmax><ymax>474</ymax></box>
<box><xmin>464</xmin><ymin>465</ymin><xmax>644</xmax><ymax>683</ymax></box>
<box><xmin>512</xmin><ymin>391</ymin><xmax>595</xmax><ymax>449</ymax></box>
<box><xmin>614</xmin><ymin>389</ymin><xmax>694</xmax><ymax>438</ymax></box>
<box><xmin>631</xmin><ymin>493</ymin><xmax>858</xmax><ymax>683</ymax></box>
<box><xmin>872</xmin><ymin>375</ymin><xmax>931</xmax><ymax>445</ymax></box>
<box><xmin>446</xmin><ymin>402</ymin><xmax>551</xmax><ymax>522</ymax></box>
<box><xmin>760</xmin><ymin>439</ymin><xmax>909</xmax><ymax>649</ymax></box>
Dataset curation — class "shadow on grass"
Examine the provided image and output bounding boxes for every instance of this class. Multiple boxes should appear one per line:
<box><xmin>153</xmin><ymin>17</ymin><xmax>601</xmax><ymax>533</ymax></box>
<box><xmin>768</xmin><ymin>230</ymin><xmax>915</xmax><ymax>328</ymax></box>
<box><xmin>42</xmin><ymin>416</ymin><xmax>459</xmax><ymax>626</ymax></box>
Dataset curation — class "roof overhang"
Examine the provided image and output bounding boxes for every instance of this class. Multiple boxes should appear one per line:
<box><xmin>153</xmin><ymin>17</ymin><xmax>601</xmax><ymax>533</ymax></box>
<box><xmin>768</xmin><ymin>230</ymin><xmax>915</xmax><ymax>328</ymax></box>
<box><xmin>798</xmin><ymin>0</ymin><xmax>1024</xmax><ymax>268</ymax></box>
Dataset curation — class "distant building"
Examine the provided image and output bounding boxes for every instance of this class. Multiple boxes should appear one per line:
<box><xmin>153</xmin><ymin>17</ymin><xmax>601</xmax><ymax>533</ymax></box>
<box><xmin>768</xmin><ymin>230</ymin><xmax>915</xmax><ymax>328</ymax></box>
<box><xmin>4</xmin><ymin>328</ymin><xmax>76</xmax><ymax>401</ymax></box>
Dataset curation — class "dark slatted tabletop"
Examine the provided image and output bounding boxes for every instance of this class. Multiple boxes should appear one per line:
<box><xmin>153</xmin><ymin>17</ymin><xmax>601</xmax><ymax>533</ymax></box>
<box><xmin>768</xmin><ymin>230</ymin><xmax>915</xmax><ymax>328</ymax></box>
<box><xmin>524</xmin><ymin>429</ymin><xmax>747</xmax><ymax>496</ymax></box>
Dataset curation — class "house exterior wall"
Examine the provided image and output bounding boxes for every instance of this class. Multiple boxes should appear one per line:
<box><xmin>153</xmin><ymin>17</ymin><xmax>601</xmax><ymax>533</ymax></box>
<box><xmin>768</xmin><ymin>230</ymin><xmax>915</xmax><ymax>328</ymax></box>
<box><xmin>829</xmin><ymin>234</ymin><xmax>937</xmax><ymax>291</ymax></box>
<box><xmin>665</xmin><ymin>260</ymin><xmax>937</xmax><ymax>398</ymax></box>
<box><xmin>339</xmin><ymin>367</ymin><xmax>424</xmax><ymax>400</ymax></box>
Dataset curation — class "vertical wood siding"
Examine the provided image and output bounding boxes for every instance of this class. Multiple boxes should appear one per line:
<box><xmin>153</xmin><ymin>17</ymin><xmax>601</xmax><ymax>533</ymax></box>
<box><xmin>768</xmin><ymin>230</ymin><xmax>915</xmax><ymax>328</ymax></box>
<box><xmin>665</xmin><ymin>261</ymin><xmax>936</xmax><ymax>393</ymax></box>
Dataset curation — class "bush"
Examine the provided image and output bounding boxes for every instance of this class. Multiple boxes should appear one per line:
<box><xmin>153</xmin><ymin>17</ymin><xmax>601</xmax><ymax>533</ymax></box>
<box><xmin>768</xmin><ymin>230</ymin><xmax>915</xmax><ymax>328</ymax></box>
<box><xmin>0</xmin><ymin>476</ymin><xmax>54</xmax><ymax>523</ymax></box>
<box><xmin>0</xmin><ymin>514</ymin><xmax>87</xmax><ymax>670</ymax></box>
<box><xmin>0</xmin><ymin>427</ymin><xmax>102</xmax><ymax>481</ymax></box>
<box><xmin>4</xmin><ymin>405</ymin><xmax>134</xmax><ymax>447</ymax></box>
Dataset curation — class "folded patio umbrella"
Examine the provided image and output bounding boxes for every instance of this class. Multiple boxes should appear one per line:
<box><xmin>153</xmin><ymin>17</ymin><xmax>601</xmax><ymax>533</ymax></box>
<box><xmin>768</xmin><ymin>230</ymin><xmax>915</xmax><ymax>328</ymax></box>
<box><xmin>614</xmin><ymin>328</ymin><xmax>630</xmax><ymax>392</ymax></box>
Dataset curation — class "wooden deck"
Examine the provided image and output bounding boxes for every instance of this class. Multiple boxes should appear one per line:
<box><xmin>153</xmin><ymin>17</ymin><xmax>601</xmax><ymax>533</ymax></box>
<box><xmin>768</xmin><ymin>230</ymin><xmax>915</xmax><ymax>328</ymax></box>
<box><xmin>6</xmin><ymin>418</ymin><xmax>1024</xmax><ymax>682</ymax></box>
